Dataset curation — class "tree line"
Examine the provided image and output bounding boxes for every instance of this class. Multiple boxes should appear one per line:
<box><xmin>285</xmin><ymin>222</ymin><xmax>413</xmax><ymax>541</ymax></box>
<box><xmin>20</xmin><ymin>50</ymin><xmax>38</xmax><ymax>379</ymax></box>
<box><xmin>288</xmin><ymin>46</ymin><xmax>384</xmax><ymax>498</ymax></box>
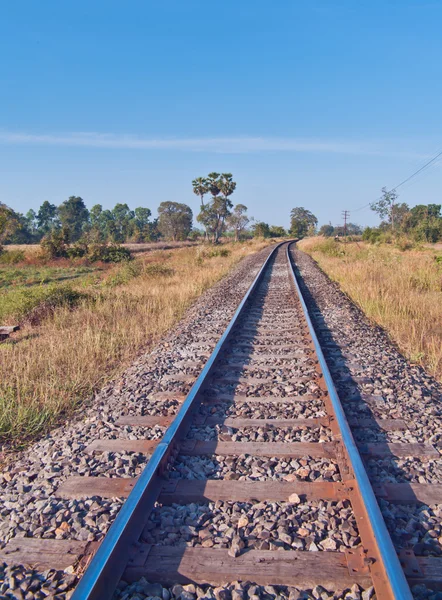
<box><xmin>286</xmin><ymin>191</ymin><xmax>442</xmax><ymax>244</ymax></box>
<box><xmin>0</xmin><ymin>197</ymin><xmax>196</xmax><ymax>245</ymax></box>
<box><xmin>0</xmin><ymin>194</ymin><xmax>322</xmax><ymax>251</ymax></box>
<box><xmin>366</xmin><ymin>188</ymin><xmax>442</xmax><ymax>243</ymax></box>
<box><xmin>11</xmin><ymin>179</ymin><xmax>438</xmax><ymax>252</ymax></box>
<box><xmin>1</xmin><ymin>173</ymin><xmax>253</xmax><ymax>248</ymax></box>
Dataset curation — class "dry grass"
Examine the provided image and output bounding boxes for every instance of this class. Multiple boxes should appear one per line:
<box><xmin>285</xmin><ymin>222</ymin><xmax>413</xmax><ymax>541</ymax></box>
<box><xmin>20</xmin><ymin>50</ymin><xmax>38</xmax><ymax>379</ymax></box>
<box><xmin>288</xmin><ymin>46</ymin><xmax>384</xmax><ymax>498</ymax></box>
<box><xmin>4</xmin><ymin>241</ymin><xmax>198</xmax><ymax>255</ymax></box>
<box><xmin>0</xmin><ymin>240</ymin><xmax>271</xmax><ymax>446</ymax></box>
<box><xmin>298</xmin><ymin>237</ymin><xmax>442</xmax><ymax>381</ymax></box>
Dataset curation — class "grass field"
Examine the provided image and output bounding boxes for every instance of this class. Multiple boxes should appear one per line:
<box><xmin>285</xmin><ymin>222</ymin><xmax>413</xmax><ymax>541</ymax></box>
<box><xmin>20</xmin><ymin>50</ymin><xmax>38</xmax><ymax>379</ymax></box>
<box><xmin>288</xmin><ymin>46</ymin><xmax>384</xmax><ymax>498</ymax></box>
<box><xmin>0</xmin><ymin>240</ymin><xmax>271</xmax><ymax>447</ymax></box>
<box><xmin>298</xmin><ymin>237</ymin><xmax>442</xmax><ymax>381</ymax></box>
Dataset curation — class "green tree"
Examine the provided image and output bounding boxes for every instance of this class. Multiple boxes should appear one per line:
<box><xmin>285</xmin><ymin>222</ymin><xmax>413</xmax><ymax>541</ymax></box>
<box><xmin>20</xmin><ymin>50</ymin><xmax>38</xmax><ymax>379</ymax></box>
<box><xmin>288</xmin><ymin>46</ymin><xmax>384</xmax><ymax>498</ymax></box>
<box><xmin>134</xmin><ymin>207</ymin><xmax>152</xmax><ymax>230</ymax></box>
<box><xmin>227</xmin><ymin>204</ymin><xmax>250</xmax><ymax>241</ymax></box>
<box><xmin>58</xmin><ymin>196</ymin><xmax>89</xmax><ymax>241</ymax></box>
<box><xmin>218</xmin><ymin>173</ymin><xmax>236</xmax><ymax>203</ymax></box>
<box><xmin>252</xmin><ymin>222</ymin><xmax>271</xmax><ymax>238</ymax></box>
<box><xmin>405</xmin><ymin>204</ymin><xmax>442</xmax><ymax>242</ymax></box>
<box><xmin>195</xmin><ymin>172</ymin><xmax>236</xmax><ymax>243</ymax></box>
<box><xmin>319</xmin><ymin>224</ymin><xmax>335</xmax><ymax>237</ymax></box>
<box><xmin>206</xmin><ymin>172</ymin><xmax>221</xmax><ymax>197</ymax></box>
<box><xmin>269</xmin><ymin>225</ymin><xmax>287</xmax><ymax>238</ymax></box>
<box><xmin>99</xmin><ymin>209</ymin><xmax>116</xmax><ymax>240</ymax></box>
<box><xmin>406</xmin><ymin>204</ymin><xmax>441</xmax><ymax>228</ymax></box>
<box><xmin>111</xmin><ymin>203</ymin><xmax>134</xmax><ymax>242</ymax></box>
<box><xmin>370</xmin><ymin>187</ymin><xmax>398</xmax><ymax>230</ymax></box>
<box><xmin>289</xmin><ymin>207</ymin><xmax>318</xmax><ymax>239</ymax></box>
<box><xmin>391</xmin><ymin>202</ymin><xmax>410</xmax><ymax>230</ymax></box>
<box><xmin>0</xmin><ymin>203</ymin><xmax>19</xmax><ymax>246</ymax></box>
<box><xmin>334</xmin><ymin>223</ymin><xmax>362</xmax><ymax>236</ymax></box>
<box><xmin>197</xmin><ymin>204</ymin><xmax>217</xmax><ymax>240</ymax></box>
<box><xmin>37</xmin><ymin>201</ymin><xmax>58</xmax><ymax>235</ymax></box>
<box><xmin>192</xmin><ymin>177</ymin><xmax>209</xmax><ymax>207</ymax></box>
<box><xmin>132</xmin><ymin>207</ymin><xmax>153</xmax><ymax>242</ymax></box>
<box><xmin>25</xmin><ymin>209</ymin><xmax>37</xmax><ymax>231</ymax></box>
<box><xmin>88</xmin><ymin>204</ymin><xmax>106</xmax><ymax>241</ymax></box>
<box><xmin>90</xmin><ymin>204</ymin><xmax>103</xmax><ymax>226</ymax></box>
<box><xmin>192</xmin><ymin>177</ymin><xmax>209</xmax><ymax>240</ymax></box>
<box><xmin>211</xmin><ymin>196</ymin><xmax>233</xmax><ymax>243</ymax></box>
<box><xmin>158</xmin><ymin>201</ymin><xmax>193</xmax><ymax>240</ymax></box>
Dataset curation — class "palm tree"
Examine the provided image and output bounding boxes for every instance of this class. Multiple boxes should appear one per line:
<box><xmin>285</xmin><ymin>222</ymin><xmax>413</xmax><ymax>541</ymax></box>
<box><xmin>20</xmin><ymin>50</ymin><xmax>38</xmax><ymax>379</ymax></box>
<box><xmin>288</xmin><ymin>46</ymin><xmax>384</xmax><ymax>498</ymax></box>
<box><xmin>207</xmin><ymin>172</ymin><xmax>221</xmax><ymax>198</ymax></box>
<box><xmin>218</xmin><ymin>173</ymin><xmax>236</xmax><ymax>201</ymax></box>
<box><xmin>192</xmin><ymin>177</ymin><xmax>209</xmax><ymax>207</ymax></box>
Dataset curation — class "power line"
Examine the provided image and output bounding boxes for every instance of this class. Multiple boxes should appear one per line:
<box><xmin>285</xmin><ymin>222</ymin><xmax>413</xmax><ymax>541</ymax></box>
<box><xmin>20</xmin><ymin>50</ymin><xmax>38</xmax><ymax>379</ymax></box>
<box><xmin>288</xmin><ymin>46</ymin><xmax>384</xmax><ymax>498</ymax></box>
<box><xmin>392</xmin><ymin>149</ymin><xmax>442</xmax><ymax>191</ymax></box>
<box><xmin>351</xmin><ymin>147</ymin><xmax>442</xmax><ymax>213</ymax></box>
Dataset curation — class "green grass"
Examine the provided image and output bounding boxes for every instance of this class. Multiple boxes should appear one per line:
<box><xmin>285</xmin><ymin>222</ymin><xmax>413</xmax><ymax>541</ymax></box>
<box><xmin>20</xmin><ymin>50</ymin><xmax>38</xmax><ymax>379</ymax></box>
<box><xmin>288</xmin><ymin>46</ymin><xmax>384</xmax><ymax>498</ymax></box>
<box><xmin>0</xmin><ymin>265</ymin><xmax>97</xmax><ymax>289</ymax></box>
<box><xmin>0</xmin><ymin>264</ymin><xmax>103</xmax><ymax>323</ymax></box>
<box><xmin>0</xmin><ymin>284</ymin><xmax>87</xmax><ymax>324</ymax></box>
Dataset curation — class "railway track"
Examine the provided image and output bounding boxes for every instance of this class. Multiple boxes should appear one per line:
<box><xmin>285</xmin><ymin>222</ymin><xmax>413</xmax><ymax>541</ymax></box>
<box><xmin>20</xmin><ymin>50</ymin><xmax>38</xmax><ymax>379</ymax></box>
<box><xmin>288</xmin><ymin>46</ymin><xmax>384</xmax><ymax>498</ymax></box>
<box><xmin>2</xmin><ymin>241</ymin><xmax>442</xmax><ymax>599</ymax></box>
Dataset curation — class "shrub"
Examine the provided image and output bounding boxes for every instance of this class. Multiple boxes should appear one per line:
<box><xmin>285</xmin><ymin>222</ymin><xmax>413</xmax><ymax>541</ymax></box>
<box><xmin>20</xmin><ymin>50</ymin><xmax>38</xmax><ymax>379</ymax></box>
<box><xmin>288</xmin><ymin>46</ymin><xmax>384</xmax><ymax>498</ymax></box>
<box><xmin>66</xmin><ymin>242</ymin><xmax>88</xmax><ymax>259</ymax></box>
<box><xmin>362</xmin><ymin>227</ymin><xmax>382</xmax><ymax>244</ymax></box>
<box><xmin>395</xmin><ymin>237</ymin><xmax>415</xmax><ymax>251</ymax></box>
<box><xmin>88</xmin><ymin>244</ymin><xmax>132</xmax><ymax>263</ymax></box>
<box><xmin>40</xmin><ymin>229</ymin><xmax>69</xmax><ymax>259</ymax></box>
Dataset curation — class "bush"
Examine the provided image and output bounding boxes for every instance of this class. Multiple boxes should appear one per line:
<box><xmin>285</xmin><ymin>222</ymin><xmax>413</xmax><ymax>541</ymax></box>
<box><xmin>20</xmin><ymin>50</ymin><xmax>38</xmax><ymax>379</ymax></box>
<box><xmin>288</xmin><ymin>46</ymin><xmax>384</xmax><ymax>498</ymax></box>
<box><xmin>395</xmin><ymin>237</ymin><xmax>415</xmax><ymax>251</ymax></box>
<box><xmin>66</xmin><ymin>242</ymin><xmax>88</xmax><ymax>259</ymax></box>
<box><xmin>362</xmin><ymin>227</ymin><xmax>382</xmax><ymax>244</ymax></box>
<box><xmin>40</xmin><ymin>229</ymin><xmax>69</xmax><ymax>259</ymax></box>
<box><xmin>88</xmin><ymin>244</ymin><xmax>132</xmax><ymax>263</ymax></box>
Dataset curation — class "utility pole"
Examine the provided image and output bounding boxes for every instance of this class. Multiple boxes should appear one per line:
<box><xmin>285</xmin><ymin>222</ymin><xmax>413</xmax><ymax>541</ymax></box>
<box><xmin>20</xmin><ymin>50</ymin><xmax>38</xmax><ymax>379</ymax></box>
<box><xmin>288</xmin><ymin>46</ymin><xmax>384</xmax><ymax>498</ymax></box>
<box><xmin>342</xmin><ymin>210</ymin><xmax>350</xmax><ymax>242</ymax></box>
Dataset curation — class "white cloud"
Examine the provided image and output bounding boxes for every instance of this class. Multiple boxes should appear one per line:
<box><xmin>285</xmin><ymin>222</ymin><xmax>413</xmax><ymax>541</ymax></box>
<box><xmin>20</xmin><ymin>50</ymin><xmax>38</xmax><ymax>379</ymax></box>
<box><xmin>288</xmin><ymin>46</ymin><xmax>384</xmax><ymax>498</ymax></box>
<box><xmin>0</xmin><ymin>130</ymin><xmax>426</xmax><ymax>159</ymax></box>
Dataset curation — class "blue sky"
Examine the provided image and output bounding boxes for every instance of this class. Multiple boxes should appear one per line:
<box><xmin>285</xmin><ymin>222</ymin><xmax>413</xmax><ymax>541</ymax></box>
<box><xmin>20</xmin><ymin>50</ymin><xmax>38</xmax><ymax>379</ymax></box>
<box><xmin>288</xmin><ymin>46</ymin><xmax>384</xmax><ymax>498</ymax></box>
<box><xmin>1</xmin><ymin>0</ymin><xmax>441</xmax><ymax>229</ymax></box>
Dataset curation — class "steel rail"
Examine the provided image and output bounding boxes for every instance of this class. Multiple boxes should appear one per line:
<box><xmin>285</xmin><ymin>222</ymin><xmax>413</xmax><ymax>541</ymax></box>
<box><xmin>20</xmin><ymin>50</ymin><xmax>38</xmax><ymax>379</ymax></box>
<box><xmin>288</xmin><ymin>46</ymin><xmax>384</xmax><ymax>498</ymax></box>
<box><xmin>286</xmin><ymin>242</ymin><xmax>413</xmax><ymax>600</ymax></box>
<box><xmin>71</xmin><ymin>242</ymin><xmax>284</xmax><ymax>600</ymax></box>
